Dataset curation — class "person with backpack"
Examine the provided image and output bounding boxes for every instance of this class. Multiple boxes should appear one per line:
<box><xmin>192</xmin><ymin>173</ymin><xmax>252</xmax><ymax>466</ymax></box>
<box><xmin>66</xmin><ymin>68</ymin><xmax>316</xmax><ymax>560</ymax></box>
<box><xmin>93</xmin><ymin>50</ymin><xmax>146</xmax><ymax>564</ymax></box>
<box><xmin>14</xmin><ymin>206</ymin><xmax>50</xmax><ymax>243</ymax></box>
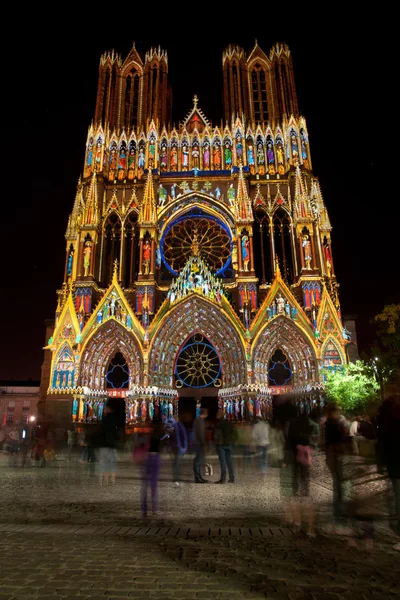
<box><xmin>287</xmin><ymin>412</ymin><xmax>319</xmax><ymax>535</ymax></box>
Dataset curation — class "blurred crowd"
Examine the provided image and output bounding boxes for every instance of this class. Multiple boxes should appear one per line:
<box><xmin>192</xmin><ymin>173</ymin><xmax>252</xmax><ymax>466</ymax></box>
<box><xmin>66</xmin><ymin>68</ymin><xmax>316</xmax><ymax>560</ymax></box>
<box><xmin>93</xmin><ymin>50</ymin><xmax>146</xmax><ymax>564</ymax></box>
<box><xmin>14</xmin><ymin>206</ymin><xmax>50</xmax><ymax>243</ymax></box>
<box><xmin>1</xmin><ymin>388</ymin><xmax>399</xmax><ymax>551</ymax></box>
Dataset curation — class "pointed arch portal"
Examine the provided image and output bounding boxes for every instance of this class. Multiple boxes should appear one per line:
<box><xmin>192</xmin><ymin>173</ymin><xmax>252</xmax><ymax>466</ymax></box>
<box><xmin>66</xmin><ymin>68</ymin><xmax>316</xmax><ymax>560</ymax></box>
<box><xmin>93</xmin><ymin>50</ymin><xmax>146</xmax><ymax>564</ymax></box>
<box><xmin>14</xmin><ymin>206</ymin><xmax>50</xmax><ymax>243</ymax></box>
<box><xmin>149</xmin><ymin>296</ymin><xmax>246</xmax><ymax>389</ymax></box>
<box><xmin>79</xmin><ymin>320</ymin><xmax>143</xmax><ymax>390</ymax></box>
<box><xmin>252</xmin><ymin>316</ymin><xmax>318</xmax><ymax>387</ymax></box>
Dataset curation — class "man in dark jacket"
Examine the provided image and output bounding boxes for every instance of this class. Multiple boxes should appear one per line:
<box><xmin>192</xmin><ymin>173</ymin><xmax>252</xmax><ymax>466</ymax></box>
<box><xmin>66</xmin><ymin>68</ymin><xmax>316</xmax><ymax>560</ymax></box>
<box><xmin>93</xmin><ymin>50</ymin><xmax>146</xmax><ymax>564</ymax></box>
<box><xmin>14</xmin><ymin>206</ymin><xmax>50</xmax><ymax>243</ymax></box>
<box><xmin>214</xmin><ymin>410</ymin><xmax>235</xmax><ymax>483</ymax></box>
<box><xmin>193</xmin><ymin>408</ymin><xmax>208</xmax><ymax>483</ymax></box>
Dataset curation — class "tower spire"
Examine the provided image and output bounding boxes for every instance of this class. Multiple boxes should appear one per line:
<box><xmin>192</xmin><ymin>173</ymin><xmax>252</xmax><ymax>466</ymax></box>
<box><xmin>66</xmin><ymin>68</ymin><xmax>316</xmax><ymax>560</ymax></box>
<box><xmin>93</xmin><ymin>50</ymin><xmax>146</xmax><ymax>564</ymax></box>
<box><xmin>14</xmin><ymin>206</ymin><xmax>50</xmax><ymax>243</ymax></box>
<box><xmin>140</xmin><ymin>169</ymin><xmax>157</xmax><ymax>224</ymax></box>
<box><xmin>235</xmin><ymin>163</ymin><xmax>253</xmax><ymax>222</ymax></box>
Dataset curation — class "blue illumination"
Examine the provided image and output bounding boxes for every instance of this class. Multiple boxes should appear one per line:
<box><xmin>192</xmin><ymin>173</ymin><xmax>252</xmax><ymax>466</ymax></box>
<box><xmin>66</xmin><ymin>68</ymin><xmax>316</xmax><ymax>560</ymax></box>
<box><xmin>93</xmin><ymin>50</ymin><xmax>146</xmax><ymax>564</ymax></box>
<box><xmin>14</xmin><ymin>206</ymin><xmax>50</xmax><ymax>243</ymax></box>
<box><xmin>160</xmin><ymin>208</ymin><xmax>232</xmax><ymax>277</ymax></box>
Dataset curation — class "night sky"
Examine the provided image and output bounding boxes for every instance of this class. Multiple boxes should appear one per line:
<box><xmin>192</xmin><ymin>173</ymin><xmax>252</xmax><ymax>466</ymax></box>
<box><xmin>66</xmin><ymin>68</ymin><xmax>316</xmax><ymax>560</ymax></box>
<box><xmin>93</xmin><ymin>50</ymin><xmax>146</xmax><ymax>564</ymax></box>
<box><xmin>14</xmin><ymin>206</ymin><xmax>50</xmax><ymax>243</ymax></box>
<box><xmin>1</xmin><ymin>19</ymin><xmax>396</xmax><ymax>380</ymax></box>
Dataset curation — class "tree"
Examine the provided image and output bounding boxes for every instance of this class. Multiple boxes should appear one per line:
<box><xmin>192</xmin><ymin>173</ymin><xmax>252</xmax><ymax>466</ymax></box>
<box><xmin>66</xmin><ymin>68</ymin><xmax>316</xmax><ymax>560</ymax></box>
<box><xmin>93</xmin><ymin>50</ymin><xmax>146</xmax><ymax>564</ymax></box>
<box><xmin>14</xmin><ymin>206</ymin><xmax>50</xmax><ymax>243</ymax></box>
<box><xmin>323</xmin><ymin>360</ymin><xmax>379</xmax><ymax>413</ymax></box>
<box><xmin>373</xmin><ymin>304</ymin><xmax>400</xmax><ymax>383</ymax></box>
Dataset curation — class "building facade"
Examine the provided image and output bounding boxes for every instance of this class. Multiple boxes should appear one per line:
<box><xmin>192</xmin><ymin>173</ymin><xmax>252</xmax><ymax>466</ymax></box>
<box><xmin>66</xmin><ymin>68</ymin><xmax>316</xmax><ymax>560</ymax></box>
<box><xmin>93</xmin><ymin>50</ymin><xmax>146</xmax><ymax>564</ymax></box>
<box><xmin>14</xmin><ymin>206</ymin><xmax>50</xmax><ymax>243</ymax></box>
<box><xmin>0</xmin><ymin>382</ymin><xmax>39</xmax><ymax>427</ymax></box>
<box><xmin>40</xmin><ymin>42</ymin><xmax>351</xmax><ymax>426</ymax></box>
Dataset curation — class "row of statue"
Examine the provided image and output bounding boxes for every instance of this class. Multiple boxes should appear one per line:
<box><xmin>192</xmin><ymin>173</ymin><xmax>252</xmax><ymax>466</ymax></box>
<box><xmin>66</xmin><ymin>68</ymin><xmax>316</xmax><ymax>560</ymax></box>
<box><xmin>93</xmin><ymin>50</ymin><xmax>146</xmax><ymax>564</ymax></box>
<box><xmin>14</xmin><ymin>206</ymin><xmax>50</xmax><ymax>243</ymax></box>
<box><xmin>85</xmin><ymin>128</ymin><xmax>310</xmax><ymax>180</ymax></box>
<box><xmin>157</xmin><ymin>182</ymin><xmax>236</xmax><ymax>207</ymax></box>
<box><xmin>126</xmin><ymin>398</ymin><xmax>174</xmax><ymax>423</ymax></box>
<box><xmin>72</xmin><ymin>398</ymin><xmax>105</xmax><ymax>422</ymax></box>
<box><xmin>218</xmin><ymin>396</ymin><xmax>273</xmax><ymax>421</ymax></box>
<box><xmin>96</xmin><ymin>297</ymin><xmax>134</xmax><ymax>329</ymax></box>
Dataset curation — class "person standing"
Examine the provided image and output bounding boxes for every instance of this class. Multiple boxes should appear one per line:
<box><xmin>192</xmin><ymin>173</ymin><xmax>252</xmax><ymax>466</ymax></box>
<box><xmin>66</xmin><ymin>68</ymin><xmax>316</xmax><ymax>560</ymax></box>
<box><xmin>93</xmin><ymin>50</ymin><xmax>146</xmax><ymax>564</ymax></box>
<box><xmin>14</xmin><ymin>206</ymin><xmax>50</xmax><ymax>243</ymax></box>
<box><xmin>376</xmin><ymin>389</ymin><xmax>400</xmax><ymax>550</ymax></box>
<box><xmin>252</xmin><ymin>418</ymin><xmax>270</xmax><ymax>474</ymax></box>
<box><xmin>325</xmin><ymin>403</ymin><xmax>350</xmax><ymax>530</ymax></box>
<box><xmin>193</xmin><ymin>408</ymin><xmax>208</xmax><ymax>483</ymax></box>
<box><xmin>168</xmin><ymin>417</ymin><xmax>188</xmax><ymax>486</ymax></box>
<box><xmin>214</xmin><ymin>410</ymin><xmax>235</xmax><ymax>484</ymax></box>
<box><xmin>98</xmin><ymin>402</ymin><xmax>119</xmax><ymax>486</ymax></box>
<box><xmin>287</xmin><ymin>413</ymin><xmax>319</xmax><ymax>535</ymax></box>
<box><xmin>141</xmin><ymin>416</ymin><xmax>164</xmax><ymax>517</ymax></box>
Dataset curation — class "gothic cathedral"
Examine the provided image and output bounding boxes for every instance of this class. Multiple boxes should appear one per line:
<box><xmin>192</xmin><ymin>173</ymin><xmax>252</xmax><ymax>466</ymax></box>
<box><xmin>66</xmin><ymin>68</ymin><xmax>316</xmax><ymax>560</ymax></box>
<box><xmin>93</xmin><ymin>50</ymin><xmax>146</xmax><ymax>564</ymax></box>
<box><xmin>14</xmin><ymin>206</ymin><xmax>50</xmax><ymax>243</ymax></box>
<box><xmin>40</xmin><ymin>42</ymin><xmax>352</xmax><ymax>425</ymax></box>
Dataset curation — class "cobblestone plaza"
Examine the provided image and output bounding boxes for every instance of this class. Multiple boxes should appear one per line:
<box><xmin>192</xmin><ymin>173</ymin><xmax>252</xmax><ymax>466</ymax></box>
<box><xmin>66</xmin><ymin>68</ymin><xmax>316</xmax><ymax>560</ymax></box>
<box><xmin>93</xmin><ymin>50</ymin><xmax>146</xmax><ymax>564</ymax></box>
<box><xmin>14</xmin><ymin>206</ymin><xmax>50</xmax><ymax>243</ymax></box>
<box><xmin>0</xmin><ymin>453</ymin><xmax>399</xmax><ymax>599</ymax></box>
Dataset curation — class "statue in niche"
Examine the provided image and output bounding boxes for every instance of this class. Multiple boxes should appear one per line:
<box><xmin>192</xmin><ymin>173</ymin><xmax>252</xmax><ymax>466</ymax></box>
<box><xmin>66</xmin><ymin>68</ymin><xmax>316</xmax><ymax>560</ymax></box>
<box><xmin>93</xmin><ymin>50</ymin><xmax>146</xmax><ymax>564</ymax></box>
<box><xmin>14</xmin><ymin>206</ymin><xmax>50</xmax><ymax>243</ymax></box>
<box><xmin>276</xmin><ymin>294</ymin><xmax>285</xmax><ymax>314</ymax></box>
<box><xmin>203</xmin><ymin>142</ymin><xmax>210</xmax><ymax>169</ymax></box>
<box><xmin>213</xmin><ymin>144</ymin><xmax>221</xmax><ymax>169</ymax></box>
<box><xmin>95</xmin><ymin>138</ymin><xmax>102</xmax><ymax>171</ymax></box>
<box><xmin>127</xmin><ymin>146</ymin><xmax>136</xmax><ymax>179</ymax></box>
<box><xmin>138</xmin><ymin>147</ymin><xmax>145</xmax><ymax>170</ymax></box>
<box><xmin>170</xmin><ymin>146</ymin><xmax>178</xmax><ymax>171</ymax></box>
<box><xmin>142</xmin><ymin>240</ymin><xmax>151</xmax><ymax>275</ymax></box>
<box><xmin>324</xmin><ymin>243</ymin><xmax>332</xmax><ymax>277</ymax></box>
<box><xmin>86</xmin><ymin>139</ymin><xmax>93</xmax><ymax>172</ymax></box>
<box><xmin>241</xmin><ymin>235</ymin><xmax>250</xmax><ymax>271</ymax></box>
<box><xmin>236</xmin><ymin>135</ymin><xmax>243</xmax><ymax>160</ymax></box>
<box><xmin>83</xmin><ymin>241</ymin><xmax>92</xmax><ymax>276</ymax></box>
<box><xmin>109</xmin><ymin>145</ymin><xmax>117</xmax><ymax>180</ymax></box>
<box><xmin>231</xmin><ymin>240</ymin><xmax>238</xmax><ymax>271</ymax></box>
<box><xmin>267</xmin><ymin>142</ymin><xmax>275</xmax><ymax>175</ymax></box>
<box><xmin>302</xmin><ymin>234</ymin><xmax>312</xmax><ymax>270</ymax></box>
<box><xmin>291</xmin><ymin>133</ymin><xmax>299</xmax><ymax>165</ymax></box>
<box><xmin>67</xmin><ymin>249</ymin><xmax>74</xmax><ymax>276</ymax></box>
<box><xmin>227</xmin><ymin>183</ymin><xmax>235</xmax><ymax>207</ymax></box>
<box><xmin>247</xmin><ymin>145</ymin><xmax>255</xmax><ymax>166</ymax></box>
<box><xmin>256</xmin><ymin>143</ymin><xmax>264</xmax><ymax>165</ymax></box>
<box><xmin>192</xmin><ymin>145</ymin><xmax>200</xmax><ymax>169</ymax></box>
<box><xmin>158</xmin><ymin>184</ymin><xmax>167</xmax><ymax>207</ymax></box>
<box><xmin>181</xmin><ymin>145</ymin><xmax>189</xmax><ymax>170</ymax></box>
<box><xmin>160</xmin><ymin>144</ymin><xmax>168</xmax><ymax>171</ymax></box>
<box><xmin>141</xmin><ymin>399</ymin><xmax>147</xmax><ymax>422</ymax></box>
<box><xmin>224</xmin><ymin>142</ymin><xmax>232</xmax><ymax>166</ymax></box>
<box><xmin>148</xmin><ymin>140</ymin><xmax>156</xmax><ymax>167</ymax></box>
<box><xmin>118</xmin><ymin>145</ymin><xmax>127</xmax><ymax>179</ymax></box>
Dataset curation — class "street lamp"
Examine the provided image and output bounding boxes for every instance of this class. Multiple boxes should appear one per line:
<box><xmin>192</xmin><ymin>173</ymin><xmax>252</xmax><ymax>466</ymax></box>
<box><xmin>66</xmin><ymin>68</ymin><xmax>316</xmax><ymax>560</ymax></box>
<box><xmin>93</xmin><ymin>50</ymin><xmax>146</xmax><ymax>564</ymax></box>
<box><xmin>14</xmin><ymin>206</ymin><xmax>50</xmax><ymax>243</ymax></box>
<box><xmin>29</xmin><ymin>415</ymin><xmax>36</xmax><ymax>422</ymax></box>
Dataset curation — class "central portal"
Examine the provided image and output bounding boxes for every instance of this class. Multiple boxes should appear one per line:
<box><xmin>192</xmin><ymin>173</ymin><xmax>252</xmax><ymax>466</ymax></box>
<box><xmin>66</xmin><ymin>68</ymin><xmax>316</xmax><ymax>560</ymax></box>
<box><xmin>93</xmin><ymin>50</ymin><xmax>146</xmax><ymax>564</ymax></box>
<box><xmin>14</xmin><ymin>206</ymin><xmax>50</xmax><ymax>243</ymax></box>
<box><xmin>175</xmin><ymin>334</ymin><xmax>221</xmax><ymax>423</ymax></box>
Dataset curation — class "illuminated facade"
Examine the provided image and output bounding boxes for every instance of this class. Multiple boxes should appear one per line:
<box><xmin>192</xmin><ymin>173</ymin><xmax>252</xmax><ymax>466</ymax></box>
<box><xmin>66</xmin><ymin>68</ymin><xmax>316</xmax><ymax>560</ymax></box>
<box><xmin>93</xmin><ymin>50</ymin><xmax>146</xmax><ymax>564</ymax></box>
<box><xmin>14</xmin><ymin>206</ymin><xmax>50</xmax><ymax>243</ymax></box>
<box><xmin>40</xmin><ymin>42</ymin><xmax>351</xmax><ymax>425</ymax></box>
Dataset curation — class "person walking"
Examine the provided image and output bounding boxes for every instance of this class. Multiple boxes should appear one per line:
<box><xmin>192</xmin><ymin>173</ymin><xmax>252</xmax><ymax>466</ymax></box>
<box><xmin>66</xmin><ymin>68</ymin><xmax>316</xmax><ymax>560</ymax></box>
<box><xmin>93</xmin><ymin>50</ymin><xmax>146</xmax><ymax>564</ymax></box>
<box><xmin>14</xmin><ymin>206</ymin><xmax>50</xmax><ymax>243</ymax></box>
<box><xmin>98</xmin><ymin>402</ymin><xmax>119</xmax><ymax>486</ymax></box>
<box><xmin>287</xmin><ymin>413</ymin><xmax>319</xmax><ymax>535</ymax></box>
<box><xmin>324</xmin><ymin>403</ymin><xmax>351</xmax><ymax>531</ymax></box>
<box><xmin>141</xmin><ymin>416</ymin><xmax>164</xmax><ymax>517</ymax></box>
<box><xmin>214</xmin><ymin>410</ymin><xmax>235</xmax><ymax>483</ymax></box>
<box><xmin>252</xmin><ymin>417</ymin><xmax>270</xmax><ymax>474</ymax></box>
<box><xmin>167</xmin><ymin>417</ymin><xmax>188</xmax><ymax>486</ymax></box>
<box><xmin>193</xmin><ymin>408</ymin><xmax>208</xmax><ymax>483</ymax></box>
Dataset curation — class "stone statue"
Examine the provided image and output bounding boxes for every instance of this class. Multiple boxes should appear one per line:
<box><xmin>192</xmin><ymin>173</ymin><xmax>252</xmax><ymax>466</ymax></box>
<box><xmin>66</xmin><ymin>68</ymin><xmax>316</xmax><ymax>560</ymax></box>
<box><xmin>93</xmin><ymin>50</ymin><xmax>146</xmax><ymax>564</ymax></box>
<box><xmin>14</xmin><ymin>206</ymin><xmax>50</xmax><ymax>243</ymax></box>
<box><xmin>231</xmin><ymin>241</ymin><xmax>238</xmax><ymax>271</ymax></box>
<box><xmin>241</xmin><ymin>235</ymin><xmax>250</xmax><ymax>271</ymax></box>
<box><xmin>158</xmin><ymin>184</ymin><xmax>167</xmax><ymax>207</ymax></box>
<box><xmin>227</xmin><ymin>183</ymin><xmax>235</xmax><ymax>207</ymax></box>
<box><xmin>276</xmin><ymin>294</ymin><xmax>285</xmax><ymax>314</ymax></box>
<box><xmin>302</xmin><ymin>234</ymin><xmax>312</xmax><ymax>269</ymax></box>
<box><xmin>142</xmin><ymin>240</ymin><xmax>151</xmax><ymax>275</ymax></box>
<box><xmin>83</xmin><ymin>242</ymin><xmax>92</xmax><ymax>276</ymax></box>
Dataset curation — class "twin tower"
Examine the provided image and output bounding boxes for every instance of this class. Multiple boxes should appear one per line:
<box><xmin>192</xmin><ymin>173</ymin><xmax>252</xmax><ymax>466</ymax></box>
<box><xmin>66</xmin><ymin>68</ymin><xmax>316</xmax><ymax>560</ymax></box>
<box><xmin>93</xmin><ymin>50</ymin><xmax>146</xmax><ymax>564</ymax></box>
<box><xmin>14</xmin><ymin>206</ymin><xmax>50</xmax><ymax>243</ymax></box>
<box><xmin>94</xmin><ymin>42</ymin><xmax>298</xmax><ymax>130</ymax></box>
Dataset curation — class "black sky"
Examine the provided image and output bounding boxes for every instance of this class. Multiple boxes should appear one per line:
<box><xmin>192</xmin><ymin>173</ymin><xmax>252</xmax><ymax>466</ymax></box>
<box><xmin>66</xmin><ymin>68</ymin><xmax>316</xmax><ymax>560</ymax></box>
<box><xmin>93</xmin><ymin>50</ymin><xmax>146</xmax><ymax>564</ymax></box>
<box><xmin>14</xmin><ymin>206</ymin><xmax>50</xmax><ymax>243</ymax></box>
<box><xmin>1</xmin><ymin>16</ymin><xmax>396</xmax><ymax>380</ymax></box>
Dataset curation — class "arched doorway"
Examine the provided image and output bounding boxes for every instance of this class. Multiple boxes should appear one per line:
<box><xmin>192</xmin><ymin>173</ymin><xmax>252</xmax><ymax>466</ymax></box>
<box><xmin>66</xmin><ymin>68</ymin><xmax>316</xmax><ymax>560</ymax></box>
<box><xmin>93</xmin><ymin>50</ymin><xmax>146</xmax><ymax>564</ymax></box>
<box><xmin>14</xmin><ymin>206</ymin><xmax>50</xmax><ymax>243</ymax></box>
<box><xmin>148</xmin><ymin>295</ymin><xmax>247</xmax><ymax>422</ymax></box>
<box><xmin>175</xmin><ymin>334</ymin><xmax>222</xmax><ymax>422</ymax></box>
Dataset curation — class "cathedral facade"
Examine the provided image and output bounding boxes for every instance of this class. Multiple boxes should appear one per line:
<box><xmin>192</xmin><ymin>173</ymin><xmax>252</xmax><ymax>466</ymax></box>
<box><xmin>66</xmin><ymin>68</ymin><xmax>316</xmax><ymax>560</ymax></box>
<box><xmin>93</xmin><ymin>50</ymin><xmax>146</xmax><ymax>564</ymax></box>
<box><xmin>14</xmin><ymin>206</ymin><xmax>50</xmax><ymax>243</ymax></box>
<box><xmin>40</xmin><ymin>42</ymin><xmax>351</xmax><ymax>425</ymax></box>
